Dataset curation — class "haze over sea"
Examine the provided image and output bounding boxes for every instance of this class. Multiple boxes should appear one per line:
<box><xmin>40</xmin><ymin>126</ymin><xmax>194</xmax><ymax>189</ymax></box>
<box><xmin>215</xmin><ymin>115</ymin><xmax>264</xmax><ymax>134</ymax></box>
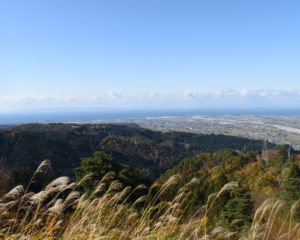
<box><xmin>1</xmin><ymin>109</ymin><xmax>300</xmax><ymax>125</ymax></box>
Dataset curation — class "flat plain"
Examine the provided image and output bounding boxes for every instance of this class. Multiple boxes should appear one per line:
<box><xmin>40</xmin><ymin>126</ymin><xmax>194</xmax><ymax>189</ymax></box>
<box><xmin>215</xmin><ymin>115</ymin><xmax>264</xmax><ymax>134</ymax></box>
<box><xmin>81</xmin><ymin>115</ymin><xmax>300</xmax><ymax>149</ymax></box>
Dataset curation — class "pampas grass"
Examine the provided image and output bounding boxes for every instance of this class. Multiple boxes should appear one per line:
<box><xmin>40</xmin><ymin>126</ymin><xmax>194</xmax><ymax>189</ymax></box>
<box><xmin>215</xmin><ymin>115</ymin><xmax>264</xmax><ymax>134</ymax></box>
<box><xmin>1</xmin><ymin>166</ymin><xmax>300</xmax><ymax>240</ymax></box>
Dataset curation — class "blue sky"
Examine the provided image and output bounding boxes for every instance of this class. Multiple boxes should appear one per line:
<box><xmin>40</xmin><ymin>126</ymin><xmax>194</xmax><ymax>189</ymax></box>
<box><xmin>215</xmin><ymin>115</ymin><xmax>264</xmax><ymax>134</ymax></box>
<box><xmin>1</xmin><ymin>0</ymin><xmax>300</xmax><ymax>111</ymax></box>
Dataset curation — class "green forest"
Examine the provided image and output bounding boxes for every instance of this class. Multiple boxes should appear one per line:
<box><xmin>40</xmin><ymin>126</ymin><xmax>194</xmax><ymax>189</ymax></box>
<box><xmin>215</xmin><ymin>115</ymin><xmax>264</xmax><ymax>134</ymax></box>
<box><xmin>0</xmin><ymin>123</ymin><xmax>268</xmax><ymax>190</ymax></box>
<box><xmin>0</xmin><ymin>124</ymin><xmax>298</xmax><ymax>239</ymax></box>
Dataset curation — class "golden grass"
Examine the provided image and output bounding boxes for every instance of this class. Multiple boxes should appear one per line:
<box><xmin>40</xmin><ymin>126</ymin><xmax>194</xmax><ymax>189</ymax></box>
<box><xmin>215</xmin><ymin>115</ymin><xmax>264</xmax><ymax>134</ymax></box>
<box><xmin>0</xmin><ymin>172</ymin><xmax>299</xmax><ymax>240</ymax></box>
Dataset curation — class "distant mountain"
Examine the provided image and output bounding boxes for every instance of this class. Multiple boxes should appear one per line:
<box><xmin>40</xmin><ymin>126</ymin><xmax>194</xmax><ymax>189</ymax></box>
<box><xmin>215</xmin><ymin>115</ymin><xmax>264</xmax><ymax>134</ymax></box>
<box><xmin>0</xmin><ymin>123</ymin><xmax>271</xmax><ymax>190</ymax></box>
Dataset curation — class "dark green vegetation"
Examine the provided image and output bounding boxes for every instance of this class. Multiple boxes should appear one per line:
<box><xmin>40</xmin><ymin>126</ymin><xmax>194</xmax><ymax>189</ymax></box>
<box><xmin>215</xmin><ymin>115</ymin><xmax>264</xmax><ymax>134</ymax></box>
<box><xmin>1</xmin><ymin>123</ymin><xmax>300</xmax><ymax>238</ymax></box>
<box><xmin>74</xmin><ymin>149</ymin><xmax>256</xmax><ymax>231</ymax></box>
<box><xmin>0</xmin><ymin>123</ymin><xmax>268</xmax><ymax>190</ymax></box>
<box><xmin>75</xmin><ymin>151</ymin><xmax>149</xmax><ymax>195</ymax></box>
<box><xmin>70</xmin><ymin>147</ymin><xmax>300</xmax><ymax>235</ymax></box>
<box><xmin>156</xmin><ymin>148</ymin><xmax>300</xmax><ymax>231</ymax></box>
<box><xmin>2</xmin><ymin>147</ymin><xmax>300</xmax><ymax>239</ymax></box>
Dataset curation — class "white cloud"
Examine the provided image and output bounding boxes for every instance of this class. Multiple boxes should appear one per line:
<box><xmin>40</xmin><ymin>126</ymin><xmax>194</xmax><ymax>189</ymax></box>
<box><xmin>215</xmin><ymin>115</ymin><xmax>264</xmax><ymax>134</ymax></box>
<box><xmin>104</xmin><ymin>90</ymin><xmax>123</xmax><ymax>99</ymax></box>
<box><xmin>1</xmin><ymin>89</ymin><xmax>300</xmax><ymax>111</ymax></box>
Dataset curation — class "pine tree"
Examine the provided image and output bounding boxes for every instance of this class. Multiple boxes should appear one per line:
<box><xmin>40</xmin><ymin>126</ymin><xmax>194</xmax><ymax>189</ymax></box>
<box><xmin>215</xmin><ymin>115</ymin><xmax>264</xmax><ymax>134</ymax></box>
<box><xmin>220</xmin><ymin>186</ymin><xmax>253</xmax><ymax>231</ymax></box>
<box><xmin>75</xmin><ymin>151</ymin><xmax>146</xmax><ymax>195</ymax></box>
<box><xmin>75</xmin><ymin>151</ymin><xmax>114</xmax><ymax>194</ymax></box>
<box><xmin>281</xmin><ymin>163</ymin><xmax>300</xmax><ymax>201</ymax></box>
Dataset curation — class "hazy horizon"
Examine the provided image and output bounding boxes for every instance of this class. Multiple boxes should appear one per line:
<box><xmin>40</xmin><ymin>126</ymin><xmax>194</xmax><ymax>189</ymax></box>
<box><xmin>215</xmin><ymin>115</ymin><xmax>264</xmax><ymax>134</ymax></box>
<box><xmin>2</xmin><ymin>108</ymin><xmax>300</xmax><ymax>125</ymax></box>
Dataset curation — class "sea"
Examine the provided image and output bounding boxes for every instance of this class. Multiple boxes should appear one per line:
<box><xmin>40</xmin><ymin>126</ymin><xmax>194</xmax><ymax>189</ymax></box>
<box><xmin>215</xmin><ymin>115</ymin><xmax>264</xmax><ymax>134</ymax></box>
<box><xmin>1</xmin><ymin>108</ymin><xmax>300</xmax><ymax>125</ymax></box>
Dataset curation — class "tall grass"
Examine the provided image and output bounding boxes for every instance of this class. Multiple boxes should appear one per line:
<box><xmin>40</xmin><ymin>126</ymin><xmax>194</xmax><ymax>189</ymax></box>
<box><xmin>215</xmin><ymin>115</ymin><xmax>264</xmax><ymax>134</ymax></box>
<box><xmin>0</xmin><ymin>169</ymin><xmax>299</xmax><ymax>240</ymax></box>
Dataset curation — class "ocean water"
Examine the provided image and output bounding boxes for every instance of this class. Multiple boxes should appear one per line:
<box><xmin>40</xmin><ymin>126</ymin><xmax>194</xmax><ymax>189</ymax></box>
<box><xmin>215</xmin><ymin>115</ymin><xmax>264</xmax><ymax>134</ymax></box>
<box><xmin>1</xmin><ymin>109</ymin><xmax>300</xmax><ymax>125</ymax></box>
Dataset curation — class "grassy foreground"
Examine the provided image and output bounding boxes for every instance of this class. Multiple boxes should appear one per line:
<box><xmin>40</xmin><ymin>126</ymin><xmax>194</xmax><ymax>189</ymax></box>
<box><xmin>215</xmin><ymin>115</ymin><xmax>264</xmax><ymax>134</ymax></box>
<box><xmin>0</xmin><ymin>164</ymin><xmax>299</xmax><ymax>240</ymax></box>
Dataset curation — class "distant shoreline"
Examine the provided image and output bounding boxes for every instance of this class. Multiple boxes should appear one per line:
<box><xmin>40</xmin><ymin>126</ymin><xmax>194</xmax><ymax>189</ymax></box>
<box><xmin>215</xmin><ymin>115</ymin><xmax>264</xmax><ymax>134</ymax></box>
<box><xmin>1</xmin><ymin>109</ymin><xmax>300</xmax><ymax>124</ymax></box>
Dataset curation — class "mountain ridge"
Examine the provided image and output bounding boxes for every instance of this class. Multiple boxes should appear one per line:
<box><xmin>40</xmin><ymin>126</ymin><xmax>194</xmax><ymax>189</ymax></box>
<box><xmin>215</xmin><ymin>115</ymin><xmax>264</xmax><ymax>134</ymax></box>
<box><xmin>0</xmin><ymin>123</ymin><xmax>272</xmax><ymax>190</ymax></box>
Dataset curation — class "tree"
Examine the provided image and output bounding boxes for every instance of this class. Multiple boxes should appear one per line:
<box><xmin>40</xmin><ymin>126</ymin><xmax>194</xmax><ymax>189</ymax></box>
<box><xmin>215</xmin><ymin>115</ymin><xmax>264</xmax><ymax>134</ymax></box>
<box><xmin>280</xmin><ymin>163</ymin><xmax>300</xmax><ymax>201</ymax></box>
<box><xmin>75</xmin><ymin>151</ymin><xmax>147</xmax><ymax>195</ymax></box>
<box><xmin>220</xmin><ymin>186</ymin><xmax>253</xmax><ymax>231</ymax></box>
<box><xmin>206</xmin><ymin>172</ymin><xmax>230</xmax><ymax>224</ymax></box>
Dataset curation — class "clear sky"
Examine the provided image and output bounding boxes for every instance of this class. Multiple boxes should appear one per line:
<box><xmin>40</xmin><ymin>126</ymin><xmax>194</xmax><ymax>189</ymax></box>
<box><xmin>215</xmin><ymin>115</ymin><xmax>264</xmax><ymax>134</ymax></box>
<box><xmin>1</xmin><ymin>0</ymin><xmax>300</xmax><ymax>111</ymax></box>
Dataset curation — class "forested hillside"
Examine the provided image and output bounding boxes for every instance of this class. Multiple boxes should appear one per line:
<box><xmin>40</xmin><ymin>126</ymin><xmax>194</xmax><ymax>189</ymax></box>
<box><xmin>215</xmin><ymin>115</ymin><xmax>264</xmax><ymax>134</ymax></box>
<box><xmin>0</xmin><ymin>123</ymin><xmax>269</xmax><ymax>189</ymax></box>
<box><xmin>156</xmin><ymin>148</ymin><xmax>300</xmax><ymax>230</ymax></box>
<box><xmin>1</xmin><ymin>147</ymin><xmax>300</xmax><ymax>239</ymax></box>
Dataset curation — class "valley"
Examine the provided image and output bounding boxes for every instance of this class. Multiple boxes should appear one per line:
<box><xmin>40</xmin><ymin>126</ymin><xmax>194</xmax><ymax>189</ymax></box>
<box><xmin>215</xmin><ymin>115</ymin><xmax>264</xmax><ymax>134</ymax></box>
<box><xmin>80</xmin><ymin>115</ymin><xmax>300</xmax><ymax>149</ymax></box>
